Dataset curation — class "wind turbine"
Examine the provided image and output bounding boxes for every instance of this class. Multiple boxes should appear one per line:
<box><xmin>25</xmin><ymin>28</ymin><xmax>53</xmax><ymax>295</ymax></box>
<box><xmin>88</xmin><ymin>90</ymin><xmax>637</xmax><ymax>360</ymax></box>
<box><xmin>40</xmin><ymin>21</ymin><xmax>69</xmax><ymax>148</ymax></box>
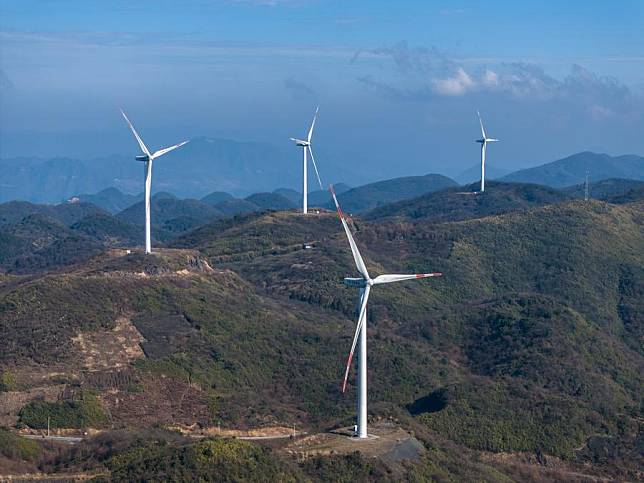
<box><xmin>120</xmin><ymin>109</ymin><xmax>189</xmax><ymax>254</ymax></box>
<box><xmin>290</xmin><ymin>107</ymin><xmax>323</xmax><ymax>214</ymax></box>
<box><xmin>475</xmin><ymin>110</ymin><xmax>499</xmax><ymax>193</ymax></box>
<box><xmin>330</xmin><ymin>185</ymin><xmax>442</xmax><ymax>439</ymax></box>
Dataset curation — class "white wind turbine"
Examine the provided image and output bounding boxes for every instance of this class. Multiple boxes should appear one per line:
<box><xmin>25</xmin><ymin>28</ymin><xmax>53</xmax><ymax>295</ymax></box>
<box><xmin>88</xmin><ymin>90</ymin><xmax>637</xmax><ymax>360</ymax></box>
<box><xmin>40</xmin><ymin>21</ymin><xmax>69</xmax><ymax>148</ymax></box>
<box><xmin>290</xmin><ymin>107</ymin><xmax>323</xmax><ymax>214</ymax></box>
<box><xmin>475</xmin><ymin>110</ymin><xmax>499</xmax><ymax>193</ymax></box>
<box><xmin>120</xmin><ymin>109</ymin><xmax>189</xmax><ymax>254</ymax></box>
<box><xmin>330</xmin><ymin>186</ymin><xmax>442</xmax><ymax>439</ymax></box>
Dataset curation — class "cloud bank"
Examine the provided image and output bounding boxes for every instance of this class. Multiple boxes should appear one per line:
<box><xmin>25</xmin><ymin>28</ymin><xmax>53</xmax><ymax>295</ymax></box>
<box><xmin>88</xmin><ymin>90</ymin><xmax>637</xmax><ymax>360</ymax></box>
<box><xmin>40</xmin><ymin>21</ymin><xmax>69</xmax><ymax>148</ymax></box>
<box><xmin>354</xmin><ymin>41</ymin><xmax>643</xmax><ymax>120</ymax></box>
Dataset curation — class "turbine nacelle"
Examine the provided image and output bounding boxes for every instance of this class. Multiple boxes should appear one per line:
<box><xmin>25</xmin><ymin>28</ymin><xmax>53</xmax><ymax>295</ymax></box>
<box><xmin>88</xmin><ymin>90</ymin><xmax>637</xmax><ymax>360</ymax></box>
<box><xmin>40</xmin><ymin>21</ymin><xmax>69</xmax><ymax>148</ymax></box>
<box><xmin>344</xmin><ymin>277</ymin><xmax>368</xmax><ymax>288</ymax></box>
<box><xmin>290</xmin><ymin>137</ymin><xmax>310</xmax><ymax>147</ymax></box>
<box><xmin>135</xmin><ymin>154</ymin><xmax>150</xmax><ymax>162</ymax></box>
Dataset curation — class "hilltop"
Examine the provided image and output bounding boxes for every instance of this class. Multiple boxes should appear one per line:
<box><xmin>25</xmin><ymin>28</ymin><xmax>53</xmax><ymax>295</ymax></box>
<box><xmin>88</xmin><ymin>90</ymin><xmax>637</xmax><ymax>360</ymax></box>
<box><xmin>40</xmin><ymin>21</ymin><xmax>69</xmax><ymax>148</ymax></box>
<box><xmin>562</xmin><ymin>178</ymin><xmax>644</xmax><ymax>202</ymax></box>
<box><xmin>72</xmin><ymin>187</ymin><xmax>142</xmax><ymax>214</ymax></box>
<box><xmin>116</xmin><ymin>193</ymin><xmax>224</xmax><ymax>241</ymax></box>
<box><xmin>366</xmin><ymin>181</ymin><xmax>571</xmax><ymax>222</ymax></box>
<box><xmin>501</xmin><ymin>152</ymin><xmax>644</xmax><ymax>187</ymax></box>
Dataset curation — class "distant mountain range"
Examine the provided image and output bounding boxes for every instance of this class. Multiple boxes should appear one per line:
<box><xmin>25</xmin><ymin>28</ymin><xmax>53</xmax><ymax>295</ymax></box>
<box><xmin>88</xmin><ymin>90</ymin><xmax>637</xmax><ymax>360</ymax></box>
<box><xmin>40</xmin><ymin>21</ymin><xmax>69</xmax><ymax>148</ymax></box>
<box><xmin>0</xmin><ymin>137</ymin><xmax>359</xmax><ymax>203</ymax></box>
<box><xmin>0</xmin><ymin>156</ymin><xmax>642</xmax><ymax>273</ymax></box>
<box><xmin>500</xmin><ymin>152</ymin><xmax>644</xmax><ymax>187</ymax></box>
<box><xmin>2</xmin><ymin>148</ymin><xmax>642</xmax><ymax>205</ymax></box>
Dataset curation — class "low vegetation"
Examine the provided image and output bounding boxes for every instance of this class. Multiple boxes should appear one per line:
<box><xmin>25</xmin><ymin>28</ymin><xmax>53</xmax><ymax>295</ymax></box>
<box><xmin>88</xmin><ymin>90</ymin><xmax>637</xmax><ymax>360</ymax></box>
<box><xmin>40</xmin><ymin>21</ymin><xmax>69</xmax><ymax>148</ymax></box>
<box><xmin>0</xmin><ymin>426</ymin><xmax>40</xmax><ymax>461</ymax></box>
<box><xmin>18</xmin><ymin>391</ymin><xmax>107</xmax><ymax>429</ymax></box>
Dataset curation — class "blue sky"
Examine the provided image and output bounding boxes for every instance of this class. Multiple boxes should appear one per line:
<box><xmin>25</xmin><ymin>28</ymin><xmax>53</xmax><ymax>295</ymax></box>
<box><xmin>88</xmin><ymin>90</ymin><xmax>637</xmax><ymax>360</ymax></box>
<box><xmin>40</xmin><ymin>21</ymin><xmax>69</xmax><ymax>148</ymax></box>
<box><xmin>1</xmin><ymin>0</ymin><xmax>643</xmax><ymax>180</ymax></box>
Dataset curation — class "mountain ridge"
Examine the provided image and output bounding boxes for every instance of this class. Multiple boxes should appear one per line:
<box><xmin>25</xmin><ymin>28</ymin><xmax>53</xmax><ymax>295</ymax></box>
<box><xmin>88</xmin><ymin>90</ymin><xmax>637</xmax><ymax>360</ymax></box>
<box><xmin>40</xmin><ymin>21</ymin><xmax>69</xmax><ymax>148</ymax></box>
<box><xmin>501</xmin><ymin>151</ymin><xmax>644</xmax><ymax>187</ymax></box>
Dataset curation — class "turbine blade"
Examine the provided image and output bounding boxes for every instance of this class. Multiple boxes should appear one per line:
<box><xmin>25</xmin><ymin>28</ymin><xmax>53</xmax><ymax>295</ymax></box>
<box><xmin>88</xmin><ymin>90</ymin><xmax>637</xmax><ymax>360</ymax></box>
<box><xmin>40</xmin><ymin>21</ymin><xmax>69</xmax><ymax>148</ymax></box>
<box><xmin>308</xmin><ymin>146</ymin><xmax>323</xmax><ymax>190</ymax></box>
<box><xmin>342</xmin><ymin>285</ymin><xmax>370</xmax><ymax>393</ymax></box>
<box><xmin>121</xmin><ymin>109</ymin><xmax>150</xmax><ymax>156</ymax></box>
<box><xmin>477</xmin><ymin>110</ymin><xmax>487</xmax><ymax>140</ymax></box>
<box><xmin>372</xmin><ymin>273</ymin><xmax>442</xmax><ymax>285</ymax></box>
<box><xmin>307</xmin><ymin>106</ymin><xmax>319</xmax><ymax>143</ymax></box>
<box><xmin>329</xmin><ymin>185</ymin><xmax>370</xmax><ymax>280</ymax></box>
<box><xmin>151</xmin><ymin>140</ymin><xmax>189</xmax><ymax>159</ymax></box>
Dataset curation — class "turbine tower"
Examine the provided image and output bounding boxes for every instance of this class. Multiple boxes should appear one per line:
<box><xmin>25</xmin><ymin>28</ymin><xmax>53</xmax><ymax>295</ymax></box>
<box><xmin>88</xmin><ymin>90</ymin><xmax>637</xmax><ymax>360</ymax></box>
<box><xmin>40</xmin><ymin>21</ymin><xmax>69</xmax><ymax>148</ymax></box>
<box><xmin>330</xmin><ymin>185</ymin><xmax>442</xmax><ymax>438</ymax></box>
<box><xmin>475</xmin><ymin>110</ymin><xmax>499</xmax><ymax>193</ymax></box>
<box><xmin>290</xmin><ymin>107</ymin><xmax>323</xmax><ymax>214</ymax></box>
<box><xmin>121</xmin><ymin>109</ymin><xmax>189</xmax><ymax>254</ymax></box>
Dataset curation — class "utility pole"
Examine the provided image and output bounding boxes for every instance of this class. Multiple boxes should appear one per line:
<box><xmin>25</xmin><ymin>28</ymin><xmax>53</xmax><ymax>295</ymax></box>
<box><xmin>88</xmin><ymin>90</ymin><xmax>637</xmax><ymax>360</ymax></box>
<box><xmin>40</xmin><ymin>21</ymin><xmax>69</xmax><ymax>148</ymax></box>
<box><xmin>47</xmin><ymin>416</ymin><xmax>50</xmax><ymax>437</ymax></box>
<box><xmin>584</xmin><ymin>171</ymin><xmax>590</xmax><ymax>201</ymax></box>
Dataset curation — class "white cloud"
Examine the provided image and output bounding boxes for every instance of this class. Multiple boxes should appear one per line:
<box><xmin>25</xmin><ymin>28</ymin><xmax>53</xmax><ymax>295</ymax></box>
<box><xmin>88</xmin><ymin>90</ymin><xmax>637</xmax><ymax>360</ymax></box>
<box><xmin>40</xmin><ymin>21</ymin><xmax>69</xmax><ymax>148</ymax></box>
<box><xmin>431</xmin><ymin>67</ymin><xmax>475</xmax><ymax>96</ymax></box>
<box><xmin>481</xmin><ymin>69</ymin><xmax>499</xmax><ymax>87</ymax></box>
<box><xmin>354</xmin><ymin>42</ymin><xmax>642</xmax><ymax>120</ymax></box>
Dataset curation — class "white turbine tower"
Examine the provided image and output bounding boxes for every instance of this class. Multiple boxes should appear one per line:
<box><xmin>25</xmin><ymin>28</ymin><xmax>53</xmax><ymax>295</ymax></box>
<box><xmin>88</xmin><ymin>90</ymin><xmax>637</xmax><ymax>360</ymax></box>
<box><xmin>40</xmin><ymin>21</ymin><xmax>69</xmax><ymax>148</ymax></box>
<box><xmin>121</xmin><ymin>109</ymin><xmax>189</xmax><ymax>254</ymax></box>
<box><xmin>475</xmin><ymin>110</ymin><xmax>499</xmax><ymax>193</ymax></box>
<box><xmin>290</xmin><ymin>107</ymin><xmax>323</xmax><ymax>214</ymax></box>
<box><xmin>330</xmin><ymin>186</ymin><xmax>442</xmax><ymax>439</ymax></box>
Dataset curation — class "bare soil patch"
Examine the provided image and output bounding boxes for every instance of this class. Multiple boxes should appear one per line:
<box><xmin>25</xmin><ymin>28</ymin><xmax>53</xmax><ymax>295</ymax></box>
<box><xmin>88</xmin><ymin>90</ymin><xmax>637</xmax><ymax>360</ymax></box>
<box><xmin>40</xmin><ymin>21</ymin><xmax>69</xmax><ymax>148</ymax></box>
<box><xmin>286</xmin><ymin>421</ymin><xmax>425</xmax><ymax>463</ymax></box>
<box><xmin>71</xmin><ymin>316</ymin><xmax>144</xmax><ymax>372</ymax></box>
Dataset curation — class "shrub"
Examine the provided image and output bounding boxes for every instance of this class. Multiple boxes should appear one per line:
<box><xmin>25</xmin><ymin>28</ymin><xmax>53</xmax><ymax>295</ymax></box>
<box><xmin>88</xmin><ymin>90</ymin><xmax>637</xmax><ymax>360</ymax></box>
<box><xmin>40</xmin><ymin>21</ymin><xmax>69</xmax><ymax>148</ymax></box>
<box><xmin>0</xmin><ymin>371</ymin><xmax>17</xmax><ymax>391</ymax></box>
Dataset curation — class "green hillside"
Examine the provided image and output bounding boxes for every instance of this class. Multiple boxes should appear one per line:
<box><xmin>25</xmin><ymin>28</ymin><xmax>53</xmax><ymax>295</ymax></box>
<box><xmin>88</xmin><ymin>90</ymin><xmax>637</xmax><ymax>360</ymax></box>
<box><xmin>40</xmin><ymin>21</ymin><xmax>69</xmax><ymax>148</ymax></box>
<box><xmin>172</xmin><ymin>201</ymin><xmax>642</xmax><ymax>447</ymax></box>
<box><xmin>562</xmin><ymin>178</ymin><xmax>644</xmax><ymax>202</ymax></box>
<box><xmin>0</xmin><ymin>214</ymin><xmax>104</xmax><ymax>273</ymax></box>
<box><xmin>245</xmin><ymin>192</ymin><xmax>296</xmax><ymax>210</ymax></box>
<box><xmin>0</xmin><ymin>196</ymin><xmax>641</xmax><ymax>480</ymax></box>
<box><xmin>0</xmin><ymin>200</ymin><xmax>109</xmax><ymax>226</ymax></box>
<box><xmin>116</xmin><ymin>195</ymin><xmax>224</xmax><ymax>241</ymax></box>
<box><xmin>212</xmin><ymin>198</ymin><xmax>261</xmax><ymax>217</ymax></box>
<box><xmin>366</xmin><ymin>181</ymin><xmax>571</xmax><ymax>221</ymax></box>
